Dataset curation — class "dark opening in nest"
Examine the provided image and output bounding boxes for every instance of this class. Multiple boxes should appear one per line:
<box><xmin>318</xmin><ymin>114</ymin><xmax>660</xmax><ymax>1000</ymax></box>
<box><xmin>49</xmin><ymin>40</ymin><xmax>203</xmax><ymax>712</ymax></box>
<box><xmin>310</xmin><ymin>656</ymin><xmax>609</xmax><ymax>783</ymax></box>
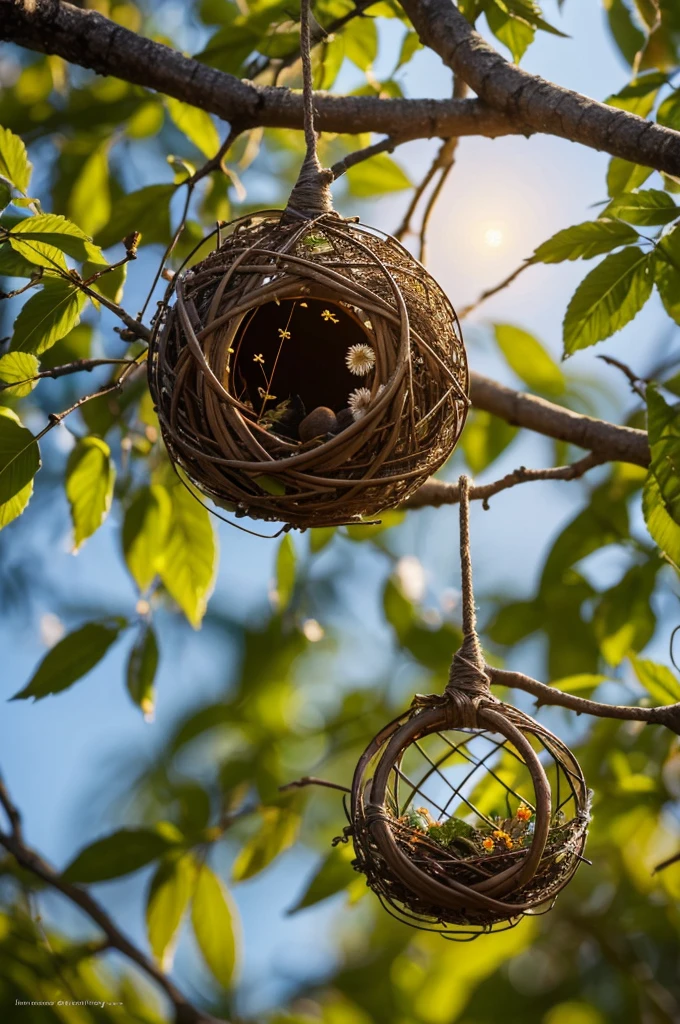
<box><xmin>148</xmin><ymin>212</ymin><xmax>469</xmax><ymax>529</ymax></box>
<box><xmin>349</xmin><ymin>697</ymin><xmax>590</xmax><ymax>939</ymax></box>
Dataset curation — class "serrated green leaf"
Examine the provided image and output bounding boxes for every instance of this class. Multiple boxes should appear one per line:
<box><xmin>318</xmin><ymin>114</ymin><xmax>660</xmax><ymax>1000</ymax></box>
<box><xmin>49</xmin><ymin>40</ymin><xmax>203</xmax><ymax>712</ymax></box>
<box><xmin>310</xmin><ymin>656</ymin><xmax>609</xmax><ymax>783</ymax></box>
<box><xmin>65</xmin><ymin>436</ymin><xmax>115</xmax><ymax>551</ymax></box>
<box><xmin>275</xmin><ymin>534</ymin><xmax>296</xmax><ymax>610</ymax></box>
<box><xmin>0</xmin><ymin>125</ymin><xmax>32</xmax><ymax>193</ymax></box>
<box><xmin>563</xmin><ymin>247</ymin><xmax>654</xmax><ymax>354</ymax></box>
<box><xmin>288</xmin><ymin>845</ymin><xmax>356</xmax><ymax>914</ymax></box>
<box><xmin>346</xmin><ymin>153</ymin><xmax>411</xmax><ymax>197</ymax></box>
<box><xmin>493</xmin><ymin>324</ymin><xmax>565</xmax><ymax>396</ymax></box>
<box><xmin>96</xmin><ymin>184</ymin><xmax>176</xmax><ymax>249</ymax></box>
<box><xmin>0</xmin><ymin>406</ymin><xmax>40</xmax><ymax>529</ymax></box>
<box><xmin>654</xmin><ymin>222</ymin><xmax>680</xmax><ymax>324</ymax></box>
<box><xmin>146</xmin><ymin>853</ymin><xmax>194</xmax><ymax>970</ymax></box>
<box><xmin>12</xmin><ymin>619</ymin><xmax>125</xmax><ymax>700</ymax></box>
<box><xmin>606</xmin><ymin>157</ymin><xmax>654</xmax><ymax>198</ymax></box>
<box><xmin>159</xmin><ymin>476</ymin><xmax>217</xmax><ymax>628</ymax></box>
<box><xmin>63</xmin><ymin>826</ymin><xmax>180</xmax><ymax>884</ymax></box>
<box><xmin>604</xmin><ymin>188</ymin><xmax>678</xmax><ymax>225</ymax></box>
<box><xmin>531</xmin><ymin>219</ymin><xmax>639</xmax><ymax>263</ymax></box>
<box><xmin>9</xmin><ymin>213</ymin><xmax>106</xmax><ymax>266</ymax></box>
<box><xmin>126</xmin><ymin>623</ymin><xmax>159</xmax><ymax>721</ymax></box>
<box><xmin>165</xmin><ymin>98</ymin><xmax>220</xmax><ymax>159</ymax></box>
<box><xmin>11</xmin><ymin>279</ymin><xmax>87</xmax><ymax>355</ymax></box>
<box><xmin>123</xmin><ymin>484</ymin><xmax>172</xmax><ymax>592</ymax></box>
<box><xmin>232</xmin><ymin>803</ymin><xmax>300</xmax><ymax>883</ymax></box>
<box><xmin>630</xmin><ymin>655</ymin><xmax>680</xmax><ymax>703</ymax></box>
<box><xmin>191</xmin><ymin>863</ymin><xmax>239</xmax><ymax>988</ymax></box>
<box><xmin>0</xmin><ymin>352</ymin><xmax>39</xmax><ymax>397</ymax></box>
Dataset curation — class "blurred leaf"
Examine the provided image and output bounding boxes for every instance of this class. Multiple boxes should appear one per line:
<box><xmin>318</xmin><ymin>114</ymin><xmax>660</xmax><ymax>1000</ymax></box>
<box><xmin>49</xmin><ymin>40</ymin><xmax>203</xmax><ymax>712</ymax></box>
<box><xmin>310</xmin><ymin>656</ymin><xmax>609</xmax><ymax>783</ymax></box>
<box><xmin>531</xmin><ymin>219</ymin><xmax>639</xmax><ymax>262</ymax></box>
<box><xmin>96</xmin><ymin>184</ymin><xmax>175</xmax><ymax>249</ymax></box>
<box><xmin>541</xmin><ymin>482</ymin><xmax>629</xmax><ymax>588</ymax></box>
<box><xmin>232</xmin><ymin>802</ymin><xmax>300</xmax><ymax>882</ymax></box>
<box><xmin>191</xmin><ymin>862</ymin><xmax>239</xmax><ymax>988</ymax></box>
<box><xmin>9</xmin><ymin>212</ymin><xmax>106</xmax><ymax>265</ymax></box>
<box><xmin>563</xmin><ymin>247</ymin><xmax>654</xmax><ymax>355</ymax></box>
<box><xmin>63</xmin><ymin>826</ymin><xmax>180</xmax><ymax>883</ymax></box>
<box><xmin>68</xmin><ymin>142</ymin><xmax>111</xmax><ymax>237</ymax></box>
<box><xmin>383</xmin><ymin>577</ymin><xmax>462</xmax><ymax>671</ymax></box>
<box><xmin>11</xmin><ymin>619</ymin><xmax>125</xmax><ymax>701</ymax></box>
<box><xmin>122</xmin><ymin>485</ymin><xmax>172</xmax><ymax>592</ymax></box>
<box><xmin>65</xmin><ymin>436</ymin><xmax>115</xmax><ymax>551</ymax></box>
<box><xmin>0</xmin><ymin>351</ymin><xmax>39</xmax><ymax>397</ymax></box>
<box><xmin>395</xmin><ymin>30</ymin><xmax>422</xmax><ymax>69</ymax></box>
<box><xmin>486</xmin><ymin>599</ymin><xmax>541</xmax><ymax>645</ymax></box>
<box><xmin>146</xmin><ymin>852</ymin><xmax>194</xmax><ymax>970</ymax></box>
<box><xmin>550</xmin><ymin>673</ymin><xmax>609</xmax><ymax>695</ymax></box>
<box><xmin>643</xmin><ymin>472</ymin><xmax>680</xmax><ymax>570</ymax></box>
<box><xmin>126</xmin><ymin>623</ymin><xmax>158</xmax><ymax>721</ymax></box>
<box><xmin>606</xmin><ymin>157</ymin><xmax>654</xmax><ymax>197</ymax></box>
<box><xmin>288</xmin><ymin>845</ymin><xmax>356</xmax><ymax>914</ymax></box>
<box><xmin>493</xmin><ymin>324</ymin><xmax>565</xmax><ymax>396</ymax></box>
<box><xmin>603</xmin><ymin>0</ymin><xmax>645</xmax><ymax>65</ymax></box>
<box><xmin>11</xmin><ymin>279</ymin><xmax>87</xmax><ymax>355</ymax></box>
<box><xmin>310</xmin><ymin>526</ymin><xmax>335</xmax><ymax>553</ymax></box>
<box><xmin>593</xmin><ymin>562</ymin><xmax>658</xmax><ymax>666</ymax></box>
<box><xmin>346</xmin><ymin>154</ymin><xmax>411</xmax><ymax>197</ymax></box>
<box><xmin>604</xmin><ymin>188</ymin><xmax>678</xmax><ymax>224</ymax></box>
<box><xmin>630</xmin><ymin>654</ymin><xmax>680</xmax><ymax>703</ymax></box>
<box><xmin>158</xmin><ymin>476</ymin><xmax>217</xmax><ymax>628</ymax></box>
<box><xmin>343</xmin><ymin>17</ymin><xmax>378</xmax><ymax>70</ymax></box>
<box><xmin>461</xmin><ymin>409</ymin><xmax>517</xmax><ymax>472</ymax></box>
<box><xmin>344</xmin><ymin>509</ymin><xmax>405</xmax><ymax>542</ymax></box>
<box><xmin>643</xmin><ymin>384</ymin><xmax>680</xmax><ymax>566</ymax></box>
<box><xmin>606</xmin><ymin>72</ymin><xmax>666</xmax><ymax>116</ymax></box>
<box><xmin>657</xmin><ymin>87</ymin><xmax>680</xmax><ymax>129</ymax></box>
<box><xmin>275</xmin><ymin>534</ymin><xmax>296</xmax><ymax>610</ymax></box>
<box><xmin>654</xmin><ymin>222</ymin><xmax>680</xmax><ymax>324</ymax></box>
<box><xmin>0</xmin><ymin>125</ymin><xmax>32</xmax><ymax>192</ymax></box>
<box><xmin>165</xmin><ymin>98</ymin><xmax>220</xmax><ymax>158</ymax></box>
<box><xmin>0</xmin><ymin>406</ymin><xmax>40</xmax><ymax>528</ymax></box>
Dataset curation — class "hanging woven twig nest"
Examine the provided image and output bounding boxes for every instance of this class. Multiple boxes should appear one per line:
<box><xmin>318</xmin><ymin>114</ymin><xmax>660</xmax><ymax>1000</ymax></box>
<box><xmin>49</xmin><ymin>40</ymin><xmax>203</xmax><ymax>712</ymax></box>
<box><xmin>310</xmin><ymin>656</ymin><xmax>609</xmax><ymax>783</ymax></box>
<box><xmin>342</xmin><ymin>477</ymin><xmax>590</xmax><ymax>938</ymax></box>
<box><xmin>148</xmin><ymin>209</ymin><xmax>468</xmax><ymax>528</ymax></box>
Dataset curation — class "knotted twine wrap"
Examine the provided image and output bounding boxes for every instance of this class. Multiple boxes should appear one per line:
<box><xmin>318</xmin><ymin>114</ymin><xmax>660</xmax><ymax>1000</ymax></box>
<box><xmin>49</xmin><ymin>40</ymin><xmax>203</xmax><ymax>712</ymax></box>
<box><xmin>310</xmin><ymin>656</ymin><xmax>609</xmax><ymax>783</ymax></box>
<box><xmin>347</xmin><ymin>475</ymin><xmax>591</xmax><ymax>936</ymax></box>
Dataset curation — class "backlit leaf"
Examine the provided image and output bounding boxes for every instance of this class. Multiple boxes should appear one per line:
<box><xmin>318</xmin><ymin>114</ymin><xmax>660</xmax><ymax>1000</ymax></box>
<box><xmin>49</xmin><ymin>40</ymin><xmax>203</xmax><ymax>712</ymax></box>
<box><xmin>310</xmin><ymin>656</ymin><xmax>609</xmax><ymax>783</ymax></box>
<box><xmin>232</xmin><ymin>803</ymin><xmax>300</xmax><ymax>882</ymax></box>
<box><xmin>604</xmin><ymin>188</ymin><xmax>677</xmax><ymax>225</ymax></box>
<box><xmin>126</xmin><ymin>623</ymin><xmax>159</xmax><ymax>721</ymax></box>
<box><xmin>192</xmin><ymin>862</ymin><xmax>239</xmax><ymax>988</ymax></box>
<box><xmin>0</xmin><ymin>352</ymin><xmax>39</xmax><ymax>397</ymax></box>
<box><xmin>159</xmin><ymin>476</ymin><xmax>217</xmax><ymax>628</ymax></box>
<box><xmin>630</xmin><ymin>655</ymin><xmax>680</xmax><ymax>703</ymax></box>
<box><xmin>346</xmin><ymin>154</ymin><xmax>411</xmax><ymax>197</ymax></box>
<box><xmin>11</xmin><ymin>279</ymin><xmax>87</xmax><ymax>355</ymax></box>
<box><xmin>531</xmin><ymin>219</ymin><xmax>639</xmax><ymax>263</ymax></box>
<box><xmin>654</xmin><ymin>222</ymin><xmax>680</xmax><ymax>324</ymax></box>
<box><xmin>288</xmin><ymin>845</ymin><xmax>357</xmax><ymax>914</ymax></box>
<box><xmin>69</xmin><ymin>142</ymin><xmax>111</xmax><ymax>238</ymax></box>
<box><xmin>9</xmin><ymin>213</ymin><xmax>106</xmax><ymax>266</ymax></box>
<box><xmin>0</xmin><ymin>125</ymin><xmax>32</xmax><ymax>193</ymax></box>
<box><xmin>606</xmin><ymin>157</ymin><xmax>653</xmax><ymax>197</ymax></box>
<box><xmin>122</xmin><ymin>484</ymin><xmax>172</xmax><ymax>592</ymax></box>
<box><xmin>0</xmin><ymin>406</ymin><xmax>40</xmax><ymax>529</ymax></box>
<box><xmin>65</xmin><ymin>436</ymin><xmax>115</xmax><ymax>550</ymax></box>
<box><xmin>97</xmin><ymin>184</ymin><xmax>175</xmax><ymax>249</ymax></box>
<box><xmin>165</xmin><ymin>98</ymin><xmax>220</xmax><ymax>159</ymax></box>
<box><xmin>275</xmin><ymin>533</ymin><xmax>296</xmax><ymax>610</ymax></box>
<box><xmin>146</xmin><ymin>853</ymin><xmax>194</xmax><ymax>970</ymax></box>
<box><xmin>493</xmin><ymin>324</ymin><xmax>565</xmax><ymax>396</ymax></box>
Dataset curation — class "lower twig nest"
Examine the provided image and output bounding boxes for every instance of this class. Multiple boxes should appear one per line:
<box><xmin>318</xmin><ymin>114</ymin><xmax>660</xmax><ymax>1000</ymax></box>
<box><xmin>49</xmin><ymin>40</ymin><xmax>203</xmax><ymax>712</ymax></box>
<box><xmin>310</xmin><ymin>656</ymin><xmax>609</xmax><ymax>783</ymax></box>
<box><xmin>148</xmin><ymin>211</ymin><xmax>468</xmax><ymax>528</ymax></box>
<box><xmin>348</xmin><ymin>689</ymin><xmax>590</xmax><ymax>938</ymax></box>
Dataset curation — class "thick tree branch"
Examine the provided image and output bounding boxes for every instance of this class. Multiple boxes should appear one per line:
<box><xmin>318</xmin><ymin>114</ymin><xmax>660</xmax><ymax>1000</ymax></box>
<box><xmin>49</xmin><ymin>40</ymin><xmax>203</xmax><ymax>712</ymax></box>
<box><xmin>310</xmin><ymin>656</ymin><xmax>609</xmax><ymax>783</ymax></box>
<box><xmin>0</xmin><ymin>773</ymin><xmax>222</xmax><ymax>1024</ymax></box>
<box><xmin>489</xmin><ymin>667</ymin><xmax>680</xmax><ymax>736</ymax></box>
<box><xmin>400</xmin><ymin>0</ymin><xmax>680</xmax><ymax>177</ymax></box>
<box><xmin>0</xmin><ymin>0</ymin><xmax>516</xmax><ymax>141</ymax></box>
<box><xmin>403</xmin><ymin>453</ymin><xmax>603</xmax><ymax>509</ymax></box>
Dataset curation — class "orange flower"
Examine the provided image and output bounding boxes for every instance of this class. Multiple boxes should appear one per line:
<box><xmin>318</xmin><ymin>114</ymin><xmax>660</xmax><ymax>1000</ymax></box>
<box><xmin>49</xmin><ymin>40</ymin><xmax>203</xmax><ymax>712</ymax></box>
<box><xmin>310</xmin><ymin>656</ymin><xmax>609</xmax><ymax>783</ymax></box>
<box><xmin>482</xmin><ymin>837</ymin><xmax>495</xmax><ymax>852</ymax></box>
<box><xmin>493</xmin><ymin>829</ymin><xmax>514</xmax><ymax>850</ymax></box>
<box><xmin>516</xmin><ymin>804</ymin><xmax>532</xmax><ymax>822</ymax></box>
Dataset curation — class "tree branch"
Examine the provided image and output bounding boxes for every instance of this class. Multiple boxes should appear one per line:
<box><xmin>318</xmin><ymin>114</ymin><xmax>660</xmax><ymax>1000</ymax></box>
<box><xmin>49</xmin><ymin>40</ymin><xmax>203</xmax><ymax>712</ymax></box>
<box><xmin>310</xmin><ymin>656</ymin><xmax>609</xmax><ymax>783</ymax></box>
<box><xmin>399</xmin><ymin>0</ymin><xmax>680</xmax><ymax>177</ymax></box>
<box><xmin>0</xmin><ymin>358</ymin><xmax>135</xmax><ymax>392</ymax></box>
<box><xmin>330</xmin><ymin>135</ymin><xmax>399</xmax><ymax>178</ymax></box>
<box><xmin>488</xmin><ymin>667</ymin><xmax>680</xmax><ymax>736</ymax></box>
<box><xmin>0</xmin><ymin>772</ymin><xmax>223</xmax><ymax>1024</ymax></box>
<box><xmin>403</xmin><ymin>453</ymin><xmax>603</xmax><ymax>510</ymax></box>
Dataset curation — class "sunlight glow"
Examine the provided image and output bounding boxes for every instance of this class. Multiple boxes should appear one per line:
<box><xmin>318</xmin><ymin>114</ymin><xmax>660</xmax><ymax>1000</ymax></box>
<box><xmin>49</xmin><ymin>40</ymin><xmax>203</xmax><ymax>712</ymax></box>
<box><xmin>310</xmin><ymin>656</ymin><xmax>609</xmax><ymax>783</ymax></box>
<box><xmin>484</xmin><ymin>227</ymin><xmax>504</xmax><ymax>248</ymax></box>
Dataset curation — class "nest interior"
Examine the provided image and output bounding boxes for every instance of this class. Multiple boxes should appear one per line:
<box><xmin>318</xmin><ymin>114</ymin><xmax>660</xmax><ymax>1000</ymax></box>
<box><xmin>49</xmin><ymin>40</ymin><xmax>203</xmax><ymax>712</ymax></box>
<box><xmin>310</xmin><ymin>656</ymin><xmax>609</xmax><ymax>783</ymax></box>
<box><xmin>148</xmin><ymin>212</ymin><xmax>469</xmax><ymax>528</ymax></box>
<box><xmin>349</xmin><ymin>698</ymin><xmax>590</xmax><ymax>939</ymax></box>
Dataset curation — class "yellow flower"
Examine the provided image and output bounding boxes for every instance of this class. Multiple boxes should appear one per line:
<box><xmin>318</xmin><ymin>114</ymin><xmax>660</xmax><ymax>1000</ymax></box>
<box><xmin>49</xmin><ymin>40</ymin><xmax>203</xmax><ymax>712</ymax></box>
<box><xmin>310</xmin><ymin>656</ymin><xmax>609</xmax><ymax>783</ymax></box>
<box><xmin>278</xmin><ymin>328</ymin><xmax>291</xmax><ymax>340</ymax></box>
<box><xmin>253</xmin><ymin>353</ymin><xmax>265</xmax><ymax>364</ymax></box>
<box><xmin>482</xmin><ymin>837</ymin><xmax>495</xmax><ymax>852</ymax></box>
<box><xmin>516</xmin><ymin>804</ymin><xmax>532</xmax><ymax>822</ymax></box>
<box><xmin>321</xmin><ymin>309</ymin><xmax>339</xmax><ymax>323</ymax></box>
<box><xmin>493</xmin><ymin>829</ymin><xmax>513</xmax><ymax>850</ymax></box>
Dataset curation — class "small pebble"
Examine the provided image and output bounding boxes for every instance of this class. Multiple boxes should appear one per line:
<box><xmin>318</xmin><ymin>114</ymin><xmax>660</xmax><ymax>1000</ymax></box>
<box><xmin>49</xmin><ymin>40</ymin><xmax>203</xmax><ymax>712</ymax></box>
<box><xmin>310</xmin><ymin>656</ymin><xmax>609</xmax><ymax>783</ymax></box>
<box><xmin>333</xmin><ymin>407</ymin><xmax>354</xmax><ymax>433</ymax></box>
<box><xmin>299</xmin><ymin>406</ymin><xmax>337</xmax><ymax>443</ymax></box>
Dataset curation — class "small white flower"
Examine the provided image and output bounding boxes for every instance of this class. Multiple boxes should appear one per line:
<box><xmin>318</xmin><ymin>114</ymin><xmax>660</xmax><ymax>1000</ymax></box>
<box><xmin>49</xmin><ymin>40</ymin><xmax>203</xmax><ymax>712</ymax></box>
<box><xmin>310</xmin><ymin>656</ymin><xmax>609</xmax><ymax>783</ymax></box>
<box><xmin>345</xmin><ymin>343</ymin><xmax>375</xmax><ymax>376</ymax></box>
<box><xmin>348</xmin><ymin>387</ymin><xmax>372</xmax><ymax>421</ymax></box>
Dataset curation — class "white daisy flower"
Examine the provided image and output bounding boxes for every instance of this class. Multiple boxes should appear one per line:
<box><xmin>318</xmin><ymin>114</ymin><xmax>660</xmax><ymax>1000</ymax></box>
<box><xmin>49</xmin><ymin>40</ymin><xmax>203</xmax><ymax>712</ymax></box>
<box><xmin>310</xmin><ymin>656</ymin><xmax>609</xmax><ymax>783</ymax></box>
<box><xmin>348</xmin><ymin>387</ymin><xmax>372</xmax><ymax>421</ymax></box>
<box><xmin>345</xmin><ymin>343</ymin><xmax>375</xmax><ymax>376</ymax></box>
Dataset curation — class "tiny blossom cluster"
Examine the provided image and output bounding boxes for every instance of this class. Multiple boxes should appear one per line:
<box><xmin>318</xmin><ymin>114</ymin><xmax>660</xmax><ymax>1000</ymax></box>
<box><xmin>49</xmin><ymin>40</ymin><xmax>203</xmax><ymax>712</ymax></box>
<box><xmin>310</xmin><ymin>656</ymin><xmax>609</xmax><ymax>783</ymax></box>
<box><xmin>345</xmin><ymin>343</ymin><xmax>375</xmax><ymax>376</ymax></box>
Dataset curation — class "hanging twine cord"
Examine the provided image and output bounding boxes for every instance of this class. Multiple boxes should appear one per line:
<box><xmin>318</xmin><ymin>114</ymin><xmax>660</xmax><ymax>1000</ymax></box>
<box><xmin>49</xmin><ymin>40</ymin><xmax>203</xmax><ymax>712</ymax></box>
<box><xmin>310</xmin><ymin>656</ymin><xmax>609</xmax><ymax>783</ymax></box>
<box><xmin>285</xmin><ymin>0</ymin><xmax>334</xmax><ymax>218</ymax></box>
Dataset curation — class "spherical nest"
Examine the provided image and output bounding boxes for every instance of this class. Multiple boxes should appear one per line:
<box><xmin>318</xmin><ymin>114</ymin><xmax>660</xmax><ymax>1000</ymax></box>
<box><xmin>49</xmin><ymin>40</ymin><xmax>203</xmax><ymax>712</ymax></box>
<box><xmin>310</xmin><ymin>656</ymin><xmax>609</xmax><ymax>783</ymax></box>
<box><xmin>148</xmin><ymin>211</ymin><xmax>469</xmax><ymax>529</ymax></box>
<box><xmin>349</xmin><ymin>692</ymin><xmax>590</xmax><ymax>938</ymax></box>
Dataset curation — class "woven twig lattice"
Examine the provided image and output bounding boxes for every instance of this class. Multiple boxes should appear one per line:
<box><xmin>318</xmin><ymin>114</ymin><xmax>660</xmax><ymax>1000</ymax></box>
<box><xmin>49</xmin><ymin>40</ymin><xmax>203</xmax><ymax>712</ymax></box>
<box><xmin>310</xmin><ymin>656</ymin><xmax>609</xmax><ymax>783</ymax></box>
<box><xmin>148</xmin><ymin>212</ymin><xmax>469</xmax><ymax>528</ymax></box>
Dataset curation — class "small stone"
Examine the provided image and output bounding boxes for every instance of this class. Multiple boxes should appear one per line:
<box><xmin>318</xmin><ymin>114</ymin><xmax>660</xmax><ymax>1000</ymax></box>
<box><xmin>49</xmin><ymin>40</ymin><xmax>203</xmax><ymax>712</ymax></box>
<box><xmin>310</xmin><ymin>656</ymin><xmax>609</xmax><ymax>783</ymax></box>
<box><xmin>299</xmin><ymin>406</ymin><xmax>337</xmax><ymax>442</ymax></box>
<box><xmin>333</xmin><ymin>407</ymin><xmax>354</xmax><ymax>433</ymax></box>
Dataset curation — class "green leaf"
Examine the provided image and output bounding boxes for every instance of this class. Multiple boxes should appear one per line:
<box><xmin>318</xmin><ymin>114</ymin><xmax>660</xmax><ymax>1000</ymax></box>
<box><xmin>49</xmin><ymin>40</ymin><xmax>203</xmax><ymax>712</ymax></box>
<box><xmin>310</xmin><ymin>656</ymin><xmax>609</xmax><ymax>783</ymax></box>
<box><xmin>657</xmin><ymin>88</ymin><xmax>680</xmax><ymax>130</ymax></box>
<box><xmin>461</xmin><ymin>409</ymin><xmax>517</xmax><ymax>472</ymax></box>
<box><xmin>346</xmin><ymin>154</ymin><xmax>411</xmax><ymax>197</ymax></box>
<box><xmin>191</xmin><ymin>862</ymin><xmax>239</xmax><ymax>988</ymax></box>
<box><xmin>158</xmin><ymin>476</ymin><xmax>217</xmax><ymax>628</ymax></box>
<box><xmin>65</xmin><ymin>436</ymin><xmax>115</xmax><ymax>551</ymax></box>
<box><xmin>604</xmin><ymin>188</ymin><xmax>678</xmax><ymax>225</ymax></box>
<box><xmin>165</xmin><ymin>98</ymin><xmax>220</xmax><ymax>159</ymax></box>
<box><xmin>232</xmin><ymin>803</ymin><xmax>300</xmax><ymax>883</ymax></box>
<box><xmin>630</xmin><ymin>655</ymin><xmax>680</xmax><ymax>703</ymax></box>
<box><xmin>122</xmin><ymin>484</ymin><xmax>172</xmax><ymax>592</ymax></box>
<box><xmin>0</xmin><ymin>240</ymin><xmax>40</xmax><ymax>278</ymax></box>
<box><xmin>146</xmin><ymin>853</ymin><xmax>194</xmax><ymax>970</ymax></box>
<box><xmin>643</xmin><ymin>385</ymin><xmax>680</xmax><ymax>566</ymax></box>
<box><xmin>0</xmin><ymin>352</ymin><xmax>39</xmax><ymax>397</ymax></box>
<box><xmin>606</xmin><ymin>157</ymin><xmax>654</xmax><ymax>197</ymax></box>
<box><xmin>603</xmin><ymin>0</ymin><xmax>645</xmax><ymax>66</ymax></box>
<box><xmin>493</xmin><ymin>324</ymin><xmax>565</xmax><ymax>396</ymax></box>
<box><xmin>126</xmin><ymin>623</ymin><xmax>159</xmax><ymax>721</ymax></box>
<box><xmin>0</xmin><ymin>407</ymin><xmax>40</xmax><ymax>529</ymax></box>
<box><xmin>562</xmin><ymin>247</ymin><xmax>654</xmax><ymax>354</ymax></box>
<box><xmin>395</xmin><ymin>30</ymin><xmax>422</xmax><ymax>70</ymax></box>
<box><xmin>0</xmin><ymin>125</ymin><xmax>32</xmax><ymax>193</ymax></box>
<box><xmin>343</xmin><ymin>17</ymin><xmax>378</xmax><ymax>70</ymax></box>
<box><xmin>593</xmin><ymin>562</ymin><xmax>658</xmax><ymax>666</ymax></box>
<box><xmin>643</xmin><ymin>472</ymin><xmax>680</xmax><ymax>570</ymax></box>
<box><xmin>12</xmin><ymin>619</ymin><xmax>125</xmax><ymax>701</ymax></box>
<box><xmin>288</xmin><ymin>846</ymin><xmax>357</xmax><ymax>914</ymax></box>
<box><xmin>485</xmin><ymin>1</ymin><xmax>535</xmax><ymax>62</ymax></box>
<box><xmin>63</xmin><ymin>826</ymin><xmax>180</xmax><ymax>884</ymax></box>
<box><xmin>550</xmin><ymin>673</ymin><xmax>609</xmax><ymax>696</ymax></box>
<box><xmin>606</xmin><ymin>72</ymin><xmax>667</xmax><ymax>116</ymax></box>
<box><xmin>654</xmin><ymin>222</ymin><xmax>680</xmax><ymax>324</ymax></box>
<box><xmin>69</xmin><ymin>142</ymin><xmax>111</xmax><ymax>238</ymax></box>
<box><xmin>9</xmin><ymin>213</ymin><xmax>106</xmax><ymax>266</ymax></box>
<box><xmin>531</xmin><ymin>219</ymin><xmax>639</xmax><ymax>263</ymax></box>
<box><xmin>310</xmin><ymin>526</ymin><xmax>335</xmax><ymax>553</ymax></box>
<box><xmin>275</xmin><ymin>534</ymin><xmax>296</xmax><ymax>610</ymax></box>
<box><xmin>96</xmin><ymin>184</ymin><xmax>175</xmax><ymax>249</ymax></box>
<box><xmin>11</xmin><ymin>279</ymin><xmax>87</xmax><ymax>355</ymax></box>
